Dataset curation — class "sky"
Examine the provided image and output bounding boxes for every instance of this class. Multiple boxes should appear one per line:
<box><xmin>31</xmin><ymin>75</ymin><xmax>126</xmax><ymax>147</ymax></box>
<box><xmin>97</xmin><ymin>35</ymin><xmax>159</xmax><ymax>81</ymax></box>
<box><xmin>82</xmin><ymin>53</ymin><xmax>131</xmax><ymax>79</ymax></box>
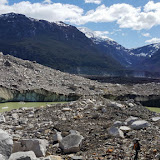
<box><xmin>0</xmin><ymin>0</ymin><xmax>160</xmax><ymax>48</ymax></box>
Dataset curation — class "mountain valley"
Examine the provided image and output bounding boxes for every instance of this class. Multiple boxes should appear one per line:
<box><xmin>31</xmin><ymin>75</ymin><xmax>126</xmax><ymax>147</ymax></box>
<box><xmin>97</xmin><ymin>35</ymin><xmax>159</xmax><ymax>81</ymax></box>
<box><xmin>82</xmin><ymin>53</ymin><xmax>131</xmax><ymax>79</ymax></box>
<box><xmin>0</xmin><ymin>12</ymin><xmax>160</xmax><ymax>160</ymax></box>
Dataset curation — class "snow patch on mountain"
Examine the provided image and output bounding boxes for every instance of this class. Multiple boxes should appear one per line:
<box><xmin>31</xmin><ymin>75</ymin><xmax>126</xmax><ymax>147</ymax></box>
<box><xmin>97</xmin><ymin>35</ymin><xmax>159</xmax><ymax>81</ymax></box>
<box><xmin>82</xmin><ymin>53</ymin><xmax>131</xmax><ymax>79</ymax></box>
<box><xmin>55</xmin><ymin>21</ymin><xmax>70</xmax><ymax>27</ymax></box>
<box><xmin>78</xmin><ymin>27</ymin><xmax>114</xmax><ymax>44</ymax></box>
<box><xmin>130</xmin><ymin>43</ymin><xmax>160</xmax><ymax>58</ymax></box>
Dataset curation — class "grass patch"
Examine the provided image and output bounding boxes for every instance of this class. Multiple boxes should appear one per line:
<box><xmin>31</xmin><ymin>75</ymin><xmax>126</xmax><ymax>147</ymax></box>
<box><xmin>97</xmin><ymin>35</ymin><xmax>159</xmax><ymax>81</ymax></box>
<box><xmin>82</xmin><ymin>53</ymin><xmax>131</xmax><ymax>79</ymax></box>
<box><xmin>146</xmin><ymin>107</ymin><xmax>160</xmax><ymax>113</ymax></box>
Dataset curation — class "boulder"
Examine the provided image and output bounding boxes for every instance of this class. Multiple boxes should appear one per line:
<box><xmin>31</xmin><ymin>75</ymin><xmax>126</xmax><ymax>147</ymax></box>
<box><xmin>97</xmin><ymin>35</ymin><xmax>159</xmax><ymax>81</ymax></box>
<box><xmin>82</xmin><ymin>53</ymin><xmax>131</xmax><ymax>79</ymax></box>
<box><xmin>0</xmin><ymin>154</ymin><xmax>6</xmax><ymax>160</ymax></box>
<box><xmin>43</xmin><ymin>155</ymin><xmax>63</xmax><ymax>160</ymax></box>
<box><xmin>9</xmin><ymin>151</ymin><xmax>37</xmax><ymax>160</ymax></box>
<box><xmin>0</xmin><ymin>129</ymin><xmax>13</xmax><ymax>159</ymax></box>
<box><xmin>130</xmin><ymin>120</ymin><xmax>150</xmax><ymax>130</ymax></box>
<box><xmin>59</xmin><ymin>134</ymin><xmax>84</xmax><ymax>153</ymax></box>
<box><xmin>0</xmin><ymin>114</ymin><xmax>5</xmax><ymax>123</ymax></box>
<box><xmin>119</xmin><ymin>126</ymin><xmax>131</xmax><ymax>133</ymax></box>
<box><xmin>152</xmin><ymin>117</ymin><xmax>160</xmax><ymax>122</ymax></box>
<box><xmin>53</xmin><ymin>130</ymin><xmax>62</xmax><ymax>143</ymax></box>
<box><xmin>69</xmin><ymin>155</ymin><xmax>84</xmax><ymax>160</ymax></box>
<box><xmin>13</xmin><ymin>139</ymin><xmax>48</xmax><ymax>157</ymax></box>
<box><xmin>108</xmin><ymin>127</ymin><xmax>124</xmax><ymax>138</ymax></box>
<box><xmin>113</xmin><ymin>121</ymin><xmax>123</xmax><ymax>127</ymax></box>
<box><xmin>125</xmin><ymin>116</ymin><xmax>139</xmax><ymax>125</ymax></box>
<box><xmin>69</xmin><ymin>130</ymin><xmax>80</xmax><ymax>135</ymax></box>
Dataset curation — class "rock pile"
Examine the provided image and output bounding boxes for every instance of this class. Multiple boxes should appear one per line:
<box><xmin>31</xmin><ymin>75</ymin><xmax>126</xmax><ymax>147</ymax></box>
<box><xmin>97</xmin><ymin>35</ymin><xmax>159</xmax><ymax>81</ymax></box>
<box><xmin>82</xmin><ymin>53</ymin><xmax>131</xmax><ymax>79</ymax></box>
<box><xmin>0</xmin><ymin>96</ymin><xmax>160</xmax><ymax>159</ymax></box>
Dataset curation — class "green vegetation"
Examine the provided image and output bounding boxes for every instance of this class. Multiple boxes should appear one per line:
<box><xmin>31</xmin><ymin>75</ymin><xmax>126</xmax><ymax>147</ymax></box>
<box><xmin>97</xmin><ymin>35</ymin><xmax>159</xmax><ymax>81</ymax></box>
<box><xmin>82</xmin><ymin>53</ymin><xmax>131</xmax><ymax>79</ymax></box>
<box><xmin>146</xmin><ymin>107</ymin><xmax>160</xmax><ymax>113</ymax></box>
<box><xmin>0</xmin><ymin>102</ymin><xmax>65</xmax><ymax>112</ymax></box>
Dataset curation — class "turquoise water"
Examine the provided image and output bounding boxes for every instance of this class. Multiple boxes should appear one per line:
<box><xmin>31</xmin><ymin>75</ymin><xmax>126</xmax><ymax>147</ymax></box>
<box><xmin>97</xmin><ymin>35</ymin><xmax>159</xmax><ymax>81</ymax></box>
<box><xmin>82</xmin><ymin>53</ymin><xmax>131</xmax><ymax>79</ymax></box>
<box><xmin>0</xmin><ymin>102</ymin><xmax>62</xmax><ymax>112</ymax></box>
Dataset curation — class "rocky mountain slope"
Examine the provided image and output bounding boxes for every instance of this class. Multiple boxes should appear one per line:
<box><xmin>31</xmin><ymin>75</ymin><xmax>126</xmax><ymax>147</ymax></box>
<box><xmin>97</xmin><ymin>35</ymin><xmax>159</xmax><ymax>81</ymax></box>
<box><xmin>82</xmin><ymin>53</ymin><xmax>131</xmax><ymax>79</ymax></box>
<box><xmin>0</xmin><ymin>13</ymin><xmax>123</xmax><ymax>75</ymax></box>
<box><xmin>0</xmin><ymin>52</ymin><xmax>105</xmax><ymax>102</ymax></box>
<box><xmin>130</xmin><ymin>43</ymin><xmax>160</xmax><ymax>58</ymax></box>
<box><xmin>78</xmin><ymin>27</ymin><xmax>134</xmax><ymax>67</ymax></box>
<box><xmin>79</xmin><ymin>27</ymin><xmax>160</xmax><ymax>74</ymax></box>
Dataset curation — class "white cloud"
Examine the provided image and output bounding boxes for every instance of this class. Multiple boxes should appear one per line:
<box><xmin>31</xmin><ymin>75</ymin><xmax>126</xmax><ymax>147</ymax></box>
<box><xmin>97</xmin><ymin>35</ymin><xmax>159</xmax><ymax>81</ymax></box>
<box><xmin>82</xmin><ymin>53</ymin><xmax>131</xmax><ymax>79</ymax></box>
<box><xmin>72</xmin><ymin>1</ymin><xmax>160</xmax><ymax>30</ymax></box>
<box><xmin>145</xmin><ymin>38</ymin><xmax>160</xmax><ymax>44</ymax></box>
<box><xmin>94</xmin><ymin>30</ymin><xmax>109</xmax><ymax>39</ymax></box>
<box><xmin>43</xmin><ymin>0</ymin><xmax>52</xmax><ymax>4</ymax></box>
<box><xmin>0</xmin><ymin>1</ymin><xmax>160</xmax><ymax>31</ymax></box>
<box><xmin>0</xmin><ymin>1</ymin><xmax>83</xmax><ymax>22</ymax></box>
<box><xmin>142</xmin><ymin>33</ymin><xmax>150</xmax><ymax>37</ymax></box>
<box><xmin>0</xmin><ymin>0</ymin><xmax>8</xmax><ymax>4</ymax></box>
<box><xmin>85</xmin><ymin>0</ymin><xmax>102</xmax><ymax>4</ymax></box>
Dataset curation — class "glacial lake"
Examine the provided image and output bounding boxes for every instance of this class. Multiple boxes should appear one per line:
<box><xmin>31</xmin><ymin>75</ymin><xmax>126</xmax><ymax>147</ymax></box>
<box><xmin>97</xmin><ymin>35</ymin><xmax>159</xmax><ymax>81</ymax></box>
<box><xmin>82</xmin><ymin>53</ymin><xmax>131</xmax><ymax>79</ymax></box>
<box><xmin>0</xmin><ymin>102</ymin><xmax>64</xmax><ymax>112</ymax></box>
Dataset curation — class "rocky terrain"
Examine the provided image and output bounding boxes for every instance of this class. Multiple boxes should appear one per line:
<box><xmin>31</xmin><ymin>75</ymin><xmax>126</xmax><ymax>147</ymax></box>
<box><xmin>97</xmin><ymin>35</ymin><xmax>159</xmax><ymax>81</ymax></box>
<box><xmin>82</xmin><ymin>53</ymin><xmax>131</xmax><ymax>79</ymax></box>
<box><xmin>1</xmin><ymin>52</ymin><xmax>160</xmax><ymax>106</ymax></box>
<box><xmin>0</xmin><ymin>53</ymin><xmax>104</xmax><ymax>102</ymax></box>
<box><xmin>0</xmin><ymin>96</ymin><xmax>160</xmax><ymax>159</ymax></box>
<box><xmin>0</xmin><ymin>53</ymin><xmax>160</xmax><ymax>159</ymax></box>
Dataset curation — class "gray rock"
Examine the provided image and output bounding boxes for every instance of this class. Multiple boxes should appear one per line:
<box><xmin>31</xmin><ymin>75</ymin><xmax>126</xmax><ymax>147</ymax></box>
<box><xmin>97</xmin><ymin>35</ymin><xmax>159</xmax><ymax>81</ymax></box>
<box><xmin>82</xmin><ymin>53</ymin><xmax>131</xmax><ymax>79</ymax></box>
<box><xmin>125</xmin><ymin>116</ymin><xmax>139</xmax><ymax>125</ymax></box>
<box><xmin>12</xmin><ymin>113</ymin><xmax>19</xmax><ymax>120</ymax></box>
<box><xmin>101</xmin><ymin>107</ymin><xmax>107</xmax><ymax>113</ymax></box>
<box><xmin>69</xmin><ymin>155</ymin><xmax>84</xmax><ymax>160</ymax></box>
<box><xmin>53</xmin><ymin>130</ymin><xmax>62</xmax><ymax>143</ymax></box>
<box><xmin>113</xmin><ymin>121</ymin><xmax>123</xmax><ymax>127</ymax></box>
<box><xmin>0</xmin><ymin>114</ymin><xmax>5</xmax><ymax>123</ymax></box>
<box><xmin>0</xmin><ymin>154</ymin><xmax>6</xmax><ymax>160</ymax></box>
<box><xmin>0</xmin><ymin>129</ymin><xmax>13</xmax><ymax>159</ymax></box>
<box><xmin>119</xmin><ymin>126</ymin><xmax>131</xmax><ymax>132</ymax></box>
<box><xmin>155</xmin><ymin>153</ymin><xmax>160</xmax><ymax>160</ymax></box>
<box><xmin>42</xmin><ymin>155</ymin><xmax>62</xmax><ymax>160</ymax></box>
<box><xmin>108</xmin><ymin>127</ymin><xmax>124</xmax><ymax>138</ymax></box>
<box><xmin>9</xmin><ymin>151</ymin><xmax>37</xmax><ymax>160</ymax></box>
<box><xmin>130</xmin><ymin>120</ymin><xmax>150</xmax><ymax>130</ymax></box>
<box><xmin>13</xmin><ymin>139</ymin><xmax>48</xmax><ymax>157</ymax></box>
<box><xmin>69</xmin><ymin>130</ymin><xmax>80</xmax><ymax>135</ymax></box>
<box><xmin>59</xmin><ymin>134</ymin><xmax>84</xmax><ymax>153</ymax></box>
<box><xmin>152</xmin><ymin>117</ymin><xmax>160</xmax><ymax>122</ymax></box>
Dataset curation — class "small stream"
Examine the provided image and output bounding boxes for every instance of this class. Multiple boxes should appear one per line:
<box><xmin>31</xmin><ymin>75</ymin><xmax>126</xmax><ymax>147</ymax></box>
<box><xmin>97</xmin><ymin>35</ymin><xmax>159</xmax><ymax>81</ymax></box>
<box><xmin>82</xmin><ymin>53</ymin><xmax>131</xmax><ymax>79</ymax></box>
<box><xmin>0</xmin><ymin>102</ymin><xmax>64</xmax><ymax>112</ymax></box>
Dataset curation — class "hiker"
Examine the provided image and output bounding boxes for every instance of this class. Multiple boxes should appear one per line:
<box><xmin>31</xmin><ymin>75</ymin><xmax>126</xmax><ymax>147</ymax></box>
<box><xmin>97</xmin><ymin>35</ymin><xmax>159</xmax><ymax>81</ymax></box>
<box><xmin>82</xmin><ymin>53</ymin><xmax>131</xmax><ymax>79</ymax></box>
<box><xmin>133</xmin><ymin>139</ymin><xmax>141</xmax><ymax>160</ymax></box>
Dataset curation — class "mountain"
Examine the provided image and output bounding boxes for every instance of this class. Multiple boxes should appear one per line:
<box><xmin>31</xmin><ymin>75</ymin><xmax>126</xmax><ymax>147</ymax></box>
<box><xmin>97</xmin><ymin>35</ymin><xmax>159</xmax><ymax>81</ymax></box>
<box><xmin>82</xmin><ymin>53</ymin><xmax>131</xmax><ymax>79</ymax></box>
<box><xmin>0</xmin><ymin>13</ymin><xmax>123</xmax><ymax>75</ymax></box>
<box><xmin>130</xmin><ymin>43</ymin><xmax>160</xmax><ymax>58</ymax></box>
<box><xmin>78</xmin><ymin>27</ymin><xmax>134</xmax><ymax>67</ymax></box>
<box><xmin>129</xmin><ymin>43</ymin><xmax>160</xmax><ymax>72</ymax></box>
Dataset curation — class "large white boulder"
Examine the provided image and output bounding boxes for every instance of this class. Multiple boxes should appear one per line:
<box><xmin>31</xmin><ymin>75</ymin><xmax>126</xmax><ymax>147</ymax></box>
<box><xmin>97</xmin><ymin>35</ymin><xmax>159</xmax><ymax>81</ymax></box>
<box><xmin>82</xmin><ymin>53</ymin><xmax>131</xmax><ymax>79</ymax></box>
<box><xmin>0</xmin><ymin>154</ymin><xmax>6</xmax><ymax>160</ymax></box>
<box><xmin>0</xmin><ymin>129</ymin><xmax>13</xmax><ymax>159</ymax></box>
<box><xmin>119</xmin><ymin>126</ymin><xmax>131</xmax><ymax>132</ymax></box>
<box><xmin>53</xmin><ymin>130</ymin><xmax>62</xmax><ymax>143</ymax></box>
<box><xmin>108</xmin><ymin>127</ymin><xmax>124</xmax><ymax>138</ymax></box>
<box><xmin>9</xmin><ymin>151</ymin><xmax>38</xmax><ymax>160</ymax></box>
<box><xmin>130</xmin><ymin>120</ymin><xmax>150</xmax><ymax>130</ymax></box>
<box><xmin>13</xmin><ymin>139</ymin><xmax>48</xmax><ymax>157</ymax></box>
<box><xmin>152</xmin><ymin>117</ymin><xmax>160</xmax><ymax>122</ymax></box>
<box><xmin>0</xmin><ymin>114</ymin><xmax>5</xmax><ymax>123</ymax></box>
<box><xmin>42</xmin><ymin>155</ymin><xmax>63</xmax><ymax>160</ymax></box>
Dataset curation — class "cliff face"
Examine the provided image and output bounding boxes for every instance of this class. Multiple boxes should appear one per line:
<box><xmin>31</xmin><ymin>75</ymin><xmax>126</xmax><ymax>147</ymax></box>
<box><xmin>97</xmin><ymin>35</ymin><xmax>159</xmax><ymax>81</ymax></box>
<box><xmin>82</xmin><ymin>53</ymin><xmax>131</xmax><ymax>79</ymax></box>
<box><xmin>0</xmin><ymin>86</ymin><xmax>79</xmax><ymax>102</ymax></box>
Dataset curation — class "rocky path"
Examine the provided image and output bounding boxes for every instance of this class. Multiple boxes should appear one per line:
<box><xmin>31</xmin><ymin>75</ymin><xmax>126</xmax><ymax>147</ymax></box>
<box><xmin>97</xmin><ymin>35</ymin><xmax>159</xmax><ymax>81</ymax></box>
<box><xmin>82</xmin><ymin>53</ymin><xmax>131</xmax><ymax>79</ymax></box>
<box><xmin>0</xmin><ymin>96</ymin><xmax>160</xmax><ymax>159</ymax></box>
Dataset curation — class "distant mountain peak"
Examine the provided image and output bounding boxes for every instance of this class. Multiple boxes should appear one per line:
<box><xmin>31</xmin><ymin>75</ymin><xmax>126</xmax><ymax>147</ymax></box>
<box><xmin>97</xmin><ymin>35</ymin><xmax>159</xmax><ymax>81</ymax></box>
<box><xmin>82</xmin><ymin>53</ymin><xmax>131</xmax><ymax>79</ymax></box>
<box><xmin>130</xmin><ymin>42</ymin><xmax>160</xmax><ymax>58</ymax></box>
<box><xmin>55</xmin><ymin>21</ymin><xmax>71</xmax><ymax>27</ymax></box>
<box><xmin>0</xmin><ymin>12</ymin><xmax>26</xmax><ymax>19</ymax></box>
<box><xmin>78</xmin><ymin>27</ymin><xmax>114</xmax><ymax>43</ymax></box>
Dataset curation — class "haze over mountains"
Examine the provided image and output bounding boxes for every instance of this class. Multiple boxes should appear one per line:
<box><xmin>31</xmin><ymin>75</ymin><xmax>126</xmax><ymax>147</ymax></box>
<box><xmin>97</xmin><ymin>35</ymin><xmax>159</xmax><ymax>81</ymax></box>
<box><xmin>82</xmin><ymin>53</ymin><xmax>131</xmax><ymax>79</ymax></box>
<box><xmin>0</xmin><ymin>13</ymin><xmax>160</xmax><ymax>76</ymax></box>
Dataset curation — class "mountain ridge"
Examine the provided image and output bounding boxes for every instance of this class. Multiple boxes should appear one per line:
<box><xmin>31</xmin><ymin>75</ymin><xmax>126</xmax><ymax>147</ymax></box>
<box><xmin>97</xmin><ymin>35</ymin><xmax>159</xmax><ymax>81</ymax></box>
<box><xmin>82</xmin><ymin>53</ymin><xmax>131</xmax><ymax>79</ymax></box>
<box><xmin>0</xmin><ymin>13</ymin><xmax>123</xmax><ymax>75</ymax></box>
<box><xmin>0</xmin><ymin>13</ymin><xmax>160</xmax><ymax>75</ymax></box>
